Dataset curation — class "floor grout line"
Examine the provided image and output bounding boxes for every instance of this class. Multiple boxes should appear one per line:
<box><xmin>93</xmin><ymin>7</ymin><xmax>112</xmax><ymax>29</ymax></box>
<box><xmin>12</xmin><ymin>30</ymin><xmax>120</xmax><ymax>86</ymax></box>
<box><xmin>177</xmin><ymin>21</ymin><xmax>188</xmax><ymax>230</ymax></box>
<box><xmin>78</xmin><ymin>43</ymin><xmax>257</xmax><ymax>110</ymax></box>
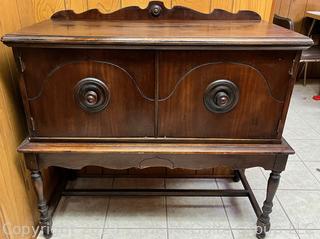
<box><xmin>261</xmin><ymin>163</ymin><xmax>320</xmax><ymax>191</ymax></box>
<box><xmin>288</xmin><ymin>143</ymin><xmax>320</xmax><ymax>165</ymax></box>
<box><xmin>236</xmin><ymin>170</ymin><xmax>302</xmax><ymax>238</ymax></box>
<box><xmin>288</xmin><ymin>94</ymin><xmax>320</xmax><ymax>139</ymax></box>
<box><xmin>164</xmin><ymin>178</ymin><xmax>169</xmax><ymax>239</ymax></box>
<box><xmin>100</xmin><ymin>177</ymin><xmax>115</xmax><ymax>238</ymax></box>
<box><xmin>261</xmin><ymin>157</ymin><xmax>318</xmax><ymax>239</ymax></box>
<box><xmin>275</xmin><ymin>192</ymin><xmax>301</xmax><ymax>239</ymax></box>
<box><xmin>231</xmin><ymin>228</ymin><xmax>320</xmax><ymax>231</ymax></box>
<box><xmin>51</xmin><ymin>226</ymin><xmax>320</xmax><ymax>230</ymax></box>
<box><xmin>296</xmin><ymin>109</ymin><xmax>320</xmax><ymax>137</ymax></box>
<box><xmin>283</xmin><ymin>138</ymin><xmax>320</xmax><ymax>140</ymax></box>
<box><xmin>286</xmin><ymin>136</ymin><xmax>320</xmax><ymax>141</ymax></box>
<box><xmin>215</xmin><ymin>179</ymin><xmax>235</xmax><ymax>239</ymax></box>
<box><xmin>296</xmin><ymin>155</ymin><xmax>320</xmax><ymax>185</ymax></box>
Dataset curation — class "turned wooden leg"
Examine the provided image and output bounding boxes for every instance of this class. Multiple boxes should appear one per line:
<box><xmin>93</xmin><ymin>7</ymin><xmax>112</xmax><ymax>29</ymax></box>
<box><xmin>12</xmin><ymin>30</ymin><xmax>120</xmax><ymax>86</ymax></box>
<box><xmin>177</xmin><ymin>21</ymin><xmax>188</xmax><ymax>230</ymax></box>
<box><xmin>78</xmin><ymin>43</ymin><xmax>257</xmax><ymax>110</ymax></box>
<box><xmin>31</xmin><ymin>171</ymin><xmax>52</xmax><ymax>239</ymax></box>
<box><xmin>68</xmin><ymin>169</ymin><xmax>78</xmax><ymax>181</ymax></box>
<box><xmin>233</xmin><ymin>170</ymin><xmax>241</xmax><ymax>182</ymax></box>
<box><xmin>303</xmin><ymin>62</ymin><xmax>308</xmax><ymax>86</ymax></box>
<box><xmin>256</xmin><ymin>171</ymin><xmax>281</xmax><ymax>239</ymax></box>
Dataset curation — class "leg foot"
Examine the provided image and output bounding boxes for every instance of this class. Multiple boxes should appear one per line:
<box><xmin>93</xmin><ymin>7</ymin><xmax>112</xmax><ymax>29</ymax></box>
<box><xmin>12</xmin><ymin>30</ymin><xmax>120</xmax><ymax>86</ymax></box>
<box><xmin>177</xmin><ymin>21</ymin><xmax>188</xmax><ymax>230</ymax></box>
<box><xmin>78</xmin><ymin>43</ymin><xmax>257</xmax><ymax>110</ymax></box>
<box><xmin>31</xmin><ymin>171</ymin><xmax>53</xmax><ymax>238</ymax></box>
<box><xmin>256</xmin><ymin>171</ymin><xmax>281</xmax><ymax>238</ymax></box>
<box><xmin>304</xmin><ymin>62</ymin><xmax>308</xmax><ymax>86</ymax></box>
<box><xmin>256</xmin><ymin>231</ymin><xmax>266</xmax><ymax>239</ymax></box>
<box><xmin>68</xmin><ymin>169</ymin><xmax>78</xmax><ymax>181</ymax></box>
<box><xmin>233</xmin><ymin>170</ymin><xmax>240</xmax><ymax>182</ymax></box>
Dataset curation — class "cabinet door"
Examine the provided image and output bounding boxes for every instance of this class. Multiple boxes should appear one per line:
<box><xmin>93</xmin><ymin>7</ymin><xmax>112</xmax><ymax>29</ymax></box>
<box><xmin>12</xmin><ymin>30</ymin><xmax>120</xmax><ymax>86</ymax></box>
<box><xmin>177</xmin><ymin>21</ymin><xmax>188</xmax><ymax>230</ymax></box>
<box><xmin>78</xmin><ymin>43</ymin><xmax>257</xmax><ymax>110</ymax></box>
<box><xmin>158</xmin><ymin>51</ymin><xmax>295</xmax><ymax>139</ymax></box>
<box><xmin>21</xmin><ymin>49</ymin><xmax>155</xmax><ymax>137</ymax></box>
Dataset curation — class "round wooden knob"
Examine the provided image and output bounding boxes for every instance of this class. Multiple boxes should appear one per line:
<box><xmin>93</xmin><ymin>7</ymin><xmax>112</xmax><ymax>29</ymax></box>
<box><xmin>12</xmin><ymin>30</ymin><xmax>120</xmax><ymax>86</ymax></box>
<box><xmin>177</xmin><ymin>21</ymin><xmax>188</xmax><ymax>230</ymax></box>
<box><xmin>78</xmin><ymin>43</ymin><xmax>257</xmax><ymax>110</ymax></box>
<box><xmin>150</xmin><ymin>4</ymin><xmax>162</xmax><ymax>17</ymax></box>
<box><xmin>204</xmin><ymin>80</ymin><xmax>239</xmax><ymax>114</ymax></box>
<box><xmin>85</xmin><ymin>91</ymin><xmax>98</xmax><ymax>105</ymax></box>
<box><xmin>74</xmin><ymin>78</ymin><xmax>110</xmax><ymax>113</ymax></box>
<box><xmin>214</xmin><ymin>91</ymin><xmax>230</xmax><ymax>107</ymax></box>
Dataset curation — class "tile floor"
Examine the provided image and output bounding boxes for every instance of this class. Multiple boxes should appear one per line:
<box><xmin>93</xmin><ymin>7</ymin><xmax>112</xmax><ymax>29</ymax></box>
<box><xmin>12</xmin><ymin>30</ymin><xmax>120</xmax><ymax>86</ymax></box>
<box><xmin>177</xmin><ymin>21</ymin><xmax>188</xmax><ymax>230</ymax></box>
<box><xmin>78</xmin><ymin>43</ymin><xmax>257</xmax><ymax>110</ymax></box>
<box><xmin>38</xmin><ymin>84</ymin><xmax>320</xmax><ymax>239</ymax></box>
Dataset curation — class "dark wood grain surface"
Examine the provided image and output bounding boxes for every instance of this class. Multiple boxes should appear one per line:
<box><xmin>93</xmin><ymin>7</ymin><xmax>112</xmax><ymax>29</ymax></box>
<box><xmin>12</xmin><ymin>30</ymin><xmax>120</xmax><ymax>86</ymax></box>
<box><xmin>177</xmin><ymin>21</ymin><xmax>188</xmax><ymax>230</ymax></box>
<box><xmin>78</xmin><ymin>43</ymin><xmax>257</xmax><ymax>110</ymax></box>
<box><xmin>158</xmin><ymin>51</ymin><xmax>296</xmax><ymax>139</ymax></box>
<box><xmin>1</xmin><ymin>1</ymin><xmax>312</xmax><ymax>49</ymax></box>
<box><xmin>2</xmin><ymin>20</ymin><xmax>313</xmax><ymax>49</ymax></box>
<box><xmin>19</xmin><ymin>139</ymin><xmax>292</xmax><ymax>172</ymax></box>
<box><xmin>18</xmin><ymin>48</ymin><xmax>298</xmax><ymax>141</ymax></box>
<box><xmin>18</xmin><ymin>138</ymin><xmax>294</xmax><ymax>155</ymax></box>
<box><xmin>21</xmin><ymin>48</ymin><xmax>155</xmax><ymax>137</ymax></box>
<box><xmin>51</xmin><ymin>1</ymin><xmax>261</xmax><ymax>21</ymax></box>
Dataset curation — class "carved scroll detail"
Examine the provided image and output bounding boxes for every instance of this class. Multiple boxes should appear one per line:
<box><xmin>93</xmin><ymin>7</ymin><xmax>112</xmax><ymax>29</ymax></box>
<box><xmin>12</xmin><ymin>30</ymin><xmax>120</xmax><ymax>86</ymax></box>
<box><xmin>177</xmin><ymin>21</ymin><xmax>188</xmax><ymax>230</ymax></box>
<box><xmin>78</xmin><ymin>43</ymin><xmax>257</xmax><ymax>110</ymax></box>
<box><xmin>27</xmin><ymin>60</ymin><xmax>154</xmax><ymax>102</ymax></box>
<box><xmin>138</xmin><ymin>156</ymin><xmax>175</xmax><ymax>169</ymax></box>
<box><xmin>159</xmin><ymin>62</ymin><xmax>284</xmax><ymax>104</ymax></box>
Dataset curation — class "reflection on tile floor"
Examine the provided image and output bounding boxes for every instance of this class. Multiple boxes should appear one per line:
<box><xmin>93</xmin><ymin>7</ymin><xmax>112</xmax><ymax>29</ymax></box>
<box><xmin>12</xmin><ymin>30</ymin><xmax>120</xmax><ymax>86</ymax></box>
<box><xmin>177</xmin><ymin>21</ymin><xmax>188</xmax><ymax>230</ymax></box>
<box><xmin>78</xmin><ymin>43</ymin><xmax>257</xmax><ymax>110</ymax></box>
<box><xmin>38</xmin><ymin>84</ymin><xmax>320</xmax><ymax>238</ymax></box>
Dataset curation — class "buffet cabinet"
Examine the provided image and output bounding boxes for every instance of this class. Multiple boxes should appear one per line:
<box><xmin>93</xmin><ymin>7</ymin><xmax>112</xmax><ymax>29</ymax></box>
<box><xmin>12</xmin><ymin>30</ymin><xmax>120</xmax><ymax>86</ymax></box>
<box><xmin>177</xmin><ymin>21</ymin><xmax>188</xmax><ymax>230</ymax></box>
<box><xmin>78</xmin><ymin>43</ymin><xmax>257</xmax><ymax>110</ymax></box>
<box><xmin>1</xmin><ymin>1</ymin><xmax>312</xmax><ymax>238</ymax></box>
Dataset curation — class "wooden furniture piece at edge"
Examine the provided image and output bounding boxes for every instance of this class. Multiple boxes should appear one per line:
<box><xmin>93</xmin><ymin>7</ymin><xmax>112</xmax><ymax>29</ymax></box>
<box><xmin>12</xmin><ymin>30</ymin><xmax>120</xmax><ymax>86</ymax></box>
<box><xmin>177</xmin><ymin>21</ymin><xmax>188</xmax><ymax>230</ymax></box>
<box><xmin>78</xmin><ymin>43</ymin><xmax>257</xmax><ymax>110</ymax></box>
<box><xmin>1</xmin><ymin>2</ymin><xmax>312</xmax><ymax>239</ymax></box>
<box><xmin>274</xmin><ymin>0</ymin><xmax>320</xmax><ymax>79</ymax></box>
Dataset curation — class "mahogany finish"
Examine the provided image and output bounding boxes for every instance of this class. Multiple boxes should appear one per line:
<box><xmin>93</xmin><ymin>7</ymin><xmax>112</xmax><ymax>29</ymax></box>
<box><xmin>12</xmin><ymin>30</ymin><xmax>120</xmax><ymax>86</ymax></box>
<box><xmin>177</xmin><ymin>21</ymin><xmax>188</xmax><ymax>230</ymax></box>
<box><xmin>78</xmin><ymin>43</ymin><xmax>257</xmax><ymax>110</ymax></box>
<box><xmin>19</xmin><ymin>48</ymin><xmax>155</xmax><ymax>137</ymax></box>
<box><xmin>1</xmin><ymin>2</ymin><xmax>312</xmax><ymax>239</ymax></box>
<box><xmin>157</xmin><ymin>51</ymin><xmax>296</xmax><ymax>139</ymax></box>
<box><xmin>51</xmin><ymin>1</ymin><xmax>261</xmax><ymax>21</ymax></box>
<box><xmin>2</xmin><ymin>1</ymin><xmax>311</xmax><ymax>50</ymax></box>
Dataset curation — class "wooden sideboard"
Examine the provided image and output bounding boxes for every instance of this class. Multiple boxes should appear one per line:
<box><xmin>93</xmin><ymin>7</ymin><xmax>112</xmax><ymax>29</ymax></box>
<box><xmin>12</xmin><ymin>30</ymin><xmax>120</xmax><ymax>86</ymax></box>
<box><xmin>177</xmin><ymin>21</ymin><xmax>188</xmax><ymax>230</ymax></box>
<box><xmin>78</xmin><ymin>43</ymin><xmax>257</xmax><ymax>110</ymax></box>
<box><xmin>1</xmin><ymin>1</ymin><xmax>313</xmax><ymax>238</ymax></box>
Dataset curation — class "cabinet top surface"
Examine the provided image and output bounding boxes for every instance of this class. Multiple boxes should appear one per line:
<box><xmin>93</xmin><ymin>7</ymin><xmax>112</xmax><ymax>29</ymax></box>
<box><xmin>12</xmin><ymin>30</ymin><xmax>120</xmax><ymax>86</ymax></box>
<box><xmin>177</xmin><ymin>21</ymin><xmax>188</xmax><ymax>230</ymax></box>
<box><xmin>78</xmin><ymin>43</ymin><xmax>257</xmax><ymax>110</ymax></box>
<box><xmin>2</xmin><ymin>20</ymin><xmax>313</xmax><ymax>49</ymax></box>
<box><xmin>1</xmin><ymin>1</ymin><xmax>313</xmax><ymax>49</ymax></box>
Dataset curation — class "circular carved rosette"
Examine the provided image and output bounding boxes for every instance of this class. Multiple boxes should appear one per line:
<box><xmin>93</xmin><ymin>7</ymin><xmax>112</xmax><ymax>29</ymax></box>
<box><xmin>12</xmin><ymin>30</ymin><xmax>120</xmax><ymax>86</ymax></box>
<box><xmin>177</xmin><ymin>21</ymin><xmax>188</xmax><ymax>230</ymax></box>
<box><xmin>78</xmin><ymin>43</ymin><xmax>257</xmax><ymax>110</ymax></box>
<box><xmin>74</xmin><ymin>78</ymin><xmax>110</xmax><ymax>113</ymax></box>
<box><xmin>204</xmin><ymin>79</ymin><xmax>239</xmax><ymax>113</ymax></box>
